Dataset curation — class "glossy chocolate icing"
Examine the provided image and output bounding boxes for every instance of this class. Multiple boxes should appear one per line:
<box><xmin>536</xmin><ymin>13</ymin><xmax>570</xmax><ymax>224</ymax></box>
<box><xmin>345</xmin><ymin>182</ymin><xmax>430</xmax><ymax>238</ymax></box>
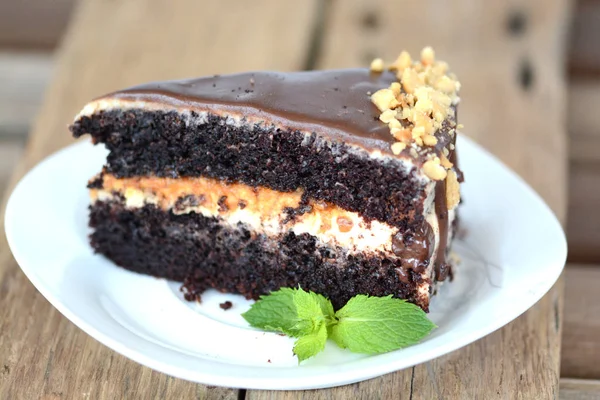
<box><xmin>102</xmin><ymin>69</ymin><xmax>456</xmax><ymax>158</ymax></box>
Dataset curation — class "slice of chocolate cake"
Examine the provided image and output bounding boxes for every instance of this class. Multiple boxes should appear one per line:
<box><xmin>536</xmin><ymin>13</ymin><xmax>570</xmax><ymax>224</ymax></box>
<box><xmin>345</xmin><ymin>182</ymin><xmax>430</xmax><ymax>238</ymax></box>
<box><xmin>71</xmin><ymin>47</ymin><xmax>462</xmax><ymax>311</ymax></box>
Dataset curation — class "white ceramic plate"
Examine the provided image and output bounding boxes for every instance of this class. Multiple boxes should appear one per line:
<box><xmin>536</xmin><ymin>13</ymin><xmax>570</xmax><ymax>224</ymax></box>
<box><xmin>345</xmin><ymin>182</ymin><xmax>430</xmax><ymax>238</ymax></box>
<box><xmin>5</xmin><ymin>135</ymin><xmax>566</xmax><ymax>390</ymax></box>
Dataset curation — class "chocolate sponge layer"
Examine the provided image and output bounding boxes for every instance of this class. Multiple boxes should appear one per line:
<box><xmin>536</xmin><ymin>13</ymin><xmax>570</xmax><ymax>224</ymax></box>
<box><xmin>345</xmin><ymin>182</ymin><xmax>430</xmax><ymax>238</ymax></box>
<box><xmin>89</xmin><ymin>198</ymin><xmax>433</xmax><ymax>311</ymax></box>
<box><xmin>73</xmin><ymin>109</ymin><xmax>427</xmax><ymax>229</ymax></box>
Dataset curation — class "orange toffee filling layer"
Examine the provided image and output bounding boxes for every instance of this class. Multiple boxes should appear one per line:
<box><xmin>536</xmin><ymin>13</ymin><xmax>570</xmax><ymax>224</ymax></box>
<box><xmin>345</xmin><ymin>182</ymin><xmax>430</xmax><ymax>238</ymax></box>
<box><xmin>90</xmin><ymin>174</ymin><xmax>400</xmax><ymax>254</ymax></box>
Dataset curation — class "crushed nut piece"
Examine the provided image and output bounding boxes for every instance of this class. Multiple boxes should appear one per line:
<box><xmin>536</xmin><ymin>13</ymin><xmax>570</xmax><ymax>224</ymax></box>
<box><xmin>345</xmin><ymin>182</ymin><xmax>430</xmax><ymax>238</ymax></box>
<box><xmin>370</xmin><ymin>58</ymin><xmax>385</xmax><ymax>72</ymax></box>
<box><xmin>379</xmin><ymin>109</ymin><xmax>397</xmax><ymax>123</ymax></box>
<box><xmin>390</xmin><ymin>82</ymin><xmax>401</xmax><ymax>96</ymax></box>
<box><xmin>391</xmin><ymin>51</ymin><xmax>412</xmax><ymax>72</ymax></box>
<box><xmin>392</xmin><ymin>128</ymin><xmax>411</xmax><ymax>142</ymax></box>
<box><xmin>388</xmin><ymin>118</ymin><xmax>402</xmax><ymax>129</ymax></box>
<box><xmin>423</xmin><ymin>157</ymin><xmax>448</xmax><ymax>180</ymax></box>
<box><xmin>446</xmin><ymin>170</ymin><xmax>460</xmax><ymax>209</ymax></box>
<box><xmin>423</xmin><ymin>135</ymin><xmax>438</xmax><ymax>146</ymax></box>
<box><xmin>420</xmin><ymin>46</ymin><xmax>435</xmax><ymax>65</ymax></box>
<box><xmin>440</xmin><ymin>154</ymin><xmax>454</xmax><ymax>168</ymax></box>
<box><xmin>401</xmin><ymin>68</ymin><xmax>421</xmax><ymax>94</ymax></box>
<box><xmin>371</xmin><ymin>88</ymin><xmax>399</xmax><ymax>111</ymax></box>
<box><xmin>391</xmin><ymin>142</ymin><xmax>407</xmax><ymax>155</ymax></box>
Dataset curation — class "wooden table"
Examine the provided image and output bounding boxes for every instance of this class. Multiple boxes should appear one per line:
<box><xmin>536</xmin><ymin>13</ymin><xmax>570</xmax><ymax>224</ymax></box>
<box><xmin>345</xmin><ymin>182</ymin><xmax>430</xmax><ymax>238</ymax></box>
<box><xmin>0</xmin><ymin>0</ymin><xmax>574</xmax><ymax>398</ymax></box>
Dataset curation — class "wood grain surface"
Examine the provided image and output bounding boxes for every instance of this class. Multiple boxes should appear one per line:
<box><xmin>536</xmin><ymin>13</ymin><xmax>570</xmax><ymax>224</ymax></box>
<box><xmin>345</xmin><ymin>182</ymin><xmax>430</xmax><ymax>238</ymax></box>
<box><xmin>567</xmin><ymin>80</ymin><xmax>600</xmax><ymax>262</ymax></box>
<box><xmin>560</xmin><ymin>378</ymin><xmax>600</xmax><ymax>400</ymax></box>
<box><xmin>569</xmin><ymin>0</ymin><xmax>600</xmax><ymax>76</ymax></box>
<box><xmin>0</xmin><ymin>0</ymin><xmax>75</xmax><ymax>48</ymax></box>
<box><xmin>561</xmin><ymin>266</ymin><xmax>600</xmax><ymax>380</ymax></box>
<box><xmin>0</xmin><ymin>52</ymin><xmax>54</xmax><ymax>136</ymax></box>
<box><xmin>0</xmin><ymin>0</ymin><xmax>571</xmax><ymax>398</ymax></box>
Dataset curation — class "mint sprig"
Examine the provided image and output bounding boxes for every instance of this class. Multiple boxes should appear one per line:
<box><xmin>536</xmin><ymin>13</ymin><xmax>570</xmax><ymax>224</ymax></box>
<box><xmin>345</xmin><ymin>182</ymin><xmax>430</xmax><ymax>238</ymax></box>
<box><xmin>242</xmin><ymin>287</ymin><xmax>435</xmax><ymax>363</ymax></box>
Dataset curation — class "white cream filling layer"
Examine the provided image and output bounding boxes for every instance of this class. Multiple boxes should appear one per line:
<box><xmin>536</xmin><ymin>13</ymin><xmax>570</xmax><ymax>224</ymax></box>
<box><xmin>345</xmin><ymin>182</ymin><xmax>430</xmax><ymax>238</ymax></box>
<box><xmin>94</xmin><ymin>189</ymin><xmax>400</xmax><ymax>256</ymax></box>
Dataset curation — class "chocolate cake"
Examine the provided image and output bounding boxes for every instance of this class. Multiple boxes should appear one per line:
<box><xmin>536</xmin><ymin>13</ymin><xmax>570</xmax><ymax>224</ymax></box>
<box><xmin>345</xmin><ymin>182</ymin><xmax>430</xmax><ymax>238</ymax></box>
<box><xmin>71</xmin><ymin>47</ymin><xmax>462</xmax><ymax>311</ymax></box>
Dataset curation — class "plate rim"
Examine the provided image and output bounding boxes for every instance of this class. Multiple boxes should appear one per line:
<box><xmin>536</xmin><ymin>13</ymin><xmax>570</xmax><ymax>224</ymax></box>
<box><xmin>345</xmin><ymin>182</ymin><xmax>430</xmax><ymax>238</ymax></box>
<box><xmin>4</xmin><ymin>135</ymin><xmax>567</xmax><ymax>390</ymax></box>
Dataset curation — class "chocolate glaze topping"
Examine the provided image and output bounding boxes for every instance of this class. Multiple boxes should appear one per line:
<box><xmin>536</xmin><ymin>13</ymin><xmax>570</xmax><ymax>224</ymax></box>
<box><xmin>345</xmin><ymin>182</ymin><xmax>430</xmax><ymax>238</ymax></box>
<box><xmin>101</xmin><ymin>69</ymin><xmax>455</xmax><ymax>159</ymax></box>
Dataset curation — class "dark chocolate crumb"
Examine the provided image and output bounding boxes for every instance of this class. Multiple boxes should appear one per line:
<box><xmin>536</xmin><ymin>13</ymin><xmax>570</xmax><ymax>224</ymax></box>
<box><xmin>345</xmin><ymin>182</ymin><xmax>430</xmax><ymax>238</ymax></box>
<box><xmin>174</xmin><ymin>194</ymin><xmax>204</xmax><ymax>212</ymax></box>
<box><xmin>219</xmin><ymin>301</ymin><xmax>233</xmax><ymax>310</ymax></box>
<box><xmin>238</xmin><ymin>200</ymin><xmax>247</xmax><ymax>209</ymax></box>
<box><xmin>218</xmin><ymin>196</ymin><xmax>229</xmax><ymax>212</ymax></box>
<box><xmin>87</xmin><ymin>173</ymin><xmax>105</xmax><ymax>189</ymax></box>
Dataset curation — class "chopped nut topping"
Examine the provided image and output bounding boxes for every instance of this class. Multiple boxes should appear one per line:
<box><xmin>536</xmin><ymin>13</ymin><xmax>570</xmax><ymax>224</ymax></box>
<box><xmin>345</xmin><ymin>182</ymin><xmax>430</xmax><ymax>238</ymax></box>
<box><xmin>371</xmin><ymin>88</ymin><xmax>399</xmax><ymax>111</ymax></box>
<box><xmin>370</xmin><ymin>58</ymin><xmax>385</xmax><ymax>72</ymax></box>
<box><xmin>440</xmin><ymin>154</ymin><xmax>453</xmax><ymax>168</ymax></box>
<box><xmin>400</xmin><ymin>68</ymin><xmax>421</xmax><ymax>94</ymax></box>
<box><xmin>423</xmin><ymin>157</ymin><xmax>448</xmax><ymax>181</ymax></box>
<box><xmin>420</xmin><ymin>46</ymin><xmax>435</xmax><ymax>66</ymax></box>
<box><xmin>446</xmin><ymin>170</ymin><xmax>460</xmax><ymax>209</ymax></box>
<box><xmin>423</xmin><ymin>135</ymin><xmax>438</xmax><ymax>146</ymax></box>
<box><xmin>391</xmin><ymin>142</ymin><xmax>407</xmax><ymax>155</ymax></box>
<box><xmin>379</xmin><ymin>109</ymin><xmax>397</xmax><ymax>123</ymax></box>
<box><xmin>369</xmin><ymin>47</ymin><xmax>461</xmax><ymax>182</ymax></box>
<box><xmin>388</xmin><ymin>118</ymin><xmax>402</xmax><ymax>129</ymax></box>
<box><xmin>390</xmin><ymin>82</ymin><xmax>401</xmax><ymax>96</ymax></box>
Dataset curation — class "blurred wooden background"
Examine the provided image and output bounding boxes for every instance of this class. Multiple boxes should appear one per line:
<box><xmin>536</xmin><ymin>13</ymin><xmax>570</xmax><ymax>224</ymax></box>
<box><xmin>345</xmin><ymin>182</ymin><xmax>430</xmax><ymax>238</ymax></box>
<box><xmin>1</xmin><ymin>0</ymin><xmax>599</xmax><ymax>397</ymax></box>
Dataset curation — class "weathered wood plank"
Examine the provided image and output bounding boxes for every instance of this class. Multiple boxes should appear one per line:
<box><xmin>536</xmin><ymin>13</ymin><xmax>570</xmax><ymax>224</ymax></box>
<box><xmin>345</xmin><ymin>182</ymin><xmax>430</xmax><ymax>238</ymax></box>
<box><xmin>0</xmin><ymin>0</ymin><xmax>320</xmax><ymax>398</ymax></box>
<box><xmin>562</xmin><ymin>266</ymin><xmax>600</xmax><ymax>379</ymax></box>
<box><xmin>247</xmin><ymin>372</ymin><xmax>412</xmax><ymax>400</ymax></box>
<box><xmin>560</xmin><ymin>378</ymin><xmax>600</xmax><ymax>400</ymax></box>
<box><xmin>0</xmin><ymin>52</ymin><xmax>54</xmax><ymax>137</ymax></box>
<box><xmin>0</xmin><ymin>142</ymin><xmax>24</xmax><ymax>194</ymax></box>
<box><xmin>251</xmin><ymin>0</ymin><xmax>570</xmax><ymax>398</ymax></box>
<box><xmin>0</xmin><ymin>0</ymin><xmax>75</xmax><ymax>48</ymax></box>
<box><xmin>568</xmin><ymin>80</ymin><xmax>600</xmax><ymax>163</ymax></box>
<box><xmin>569</xmin><ymin>0</ymin><xmax>600</xmax><ymax>76</ymax></box>
<box><xmin>567</xmin><ymin>164</ymin><xmax>600</xmax><ymax>263</ymax></box>
<box><xmin>566</xmin><ymin>79</ymin><xmax>600</xmax><ymax>262</ymax></box>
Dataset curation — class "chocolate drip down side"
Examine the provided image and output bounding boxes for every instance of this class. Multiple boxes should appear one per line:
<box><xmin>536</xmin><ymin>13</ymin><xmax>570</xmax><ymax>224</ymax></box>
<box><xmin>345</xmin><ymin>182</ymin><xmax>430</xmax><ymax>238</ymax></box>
<box><xmin>434</xmin><ymin>180</ymin><xmax>449</xmax><ymax>281</ymax></box>
<box><xmin>433</xmin><ymin>130</ymin><xmax>460</xmax><ymax>281</ymax></box>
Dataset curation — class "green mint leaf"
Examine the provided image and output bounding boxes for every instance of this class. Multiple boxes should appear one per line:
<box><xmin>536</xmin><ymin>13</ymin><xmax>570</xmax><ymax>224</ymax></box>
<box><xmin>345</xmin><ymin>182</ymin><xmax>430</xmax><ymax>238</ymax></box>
<box><xmin>242</xmin><ymin>288</ymin><xmax>307</xmax><ymax>337</ymax></box>
<box><xmin>313</xmin><ymin>292</ymin><xmax>336</xmax><ymax>336</ymax></box>
<box><xmin>242</xmin><ymin>287</ymin><xmax>333</xmax><ymax>338</ymax></box>
<box><xmin>293</xmin><ymin>321</ymin><xmax>328</xmax><ymax>362</ymax></box>
<box><xmin>293</xmin><ymin>287</ymin><xmax>327</xmax><ymax>334</ymax></box>
<box><xmin>331</xmin><ymin>295</ymin><xmax>436</xmax><ymax>354</ymax></box>
<box><xmin>314</xmin><ymin>292</ymin><xmax>335</xmax><ymax>321</ymax></box>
